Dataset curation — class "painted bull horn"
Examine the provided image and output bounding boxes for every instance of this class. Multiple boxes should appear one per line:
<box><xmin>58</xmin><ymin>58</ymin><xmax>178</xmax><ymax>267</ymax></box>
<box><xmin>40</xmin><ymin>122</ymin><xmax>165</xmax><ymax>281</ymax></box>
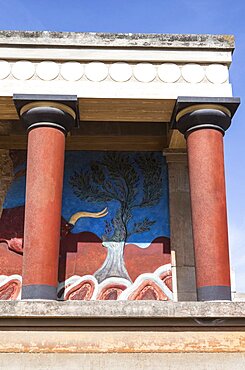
<box><xmin>68</xmin><ymin>207</ymin><xmax>108</xmax><ymax>225</ymax></box>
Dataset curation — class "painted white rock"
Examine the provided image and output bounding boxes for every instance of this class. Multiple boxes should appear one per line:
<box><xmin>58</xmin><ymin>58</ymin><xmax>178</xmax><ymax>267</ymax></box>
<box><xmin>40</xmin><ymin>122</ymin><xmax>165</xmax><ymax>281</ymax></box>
<box><xmin>206</xmin><ymin>64</ymin><xmax>229</xmax><ymax>84</ymax></box>
<box><xmin>0</xmin><ymin>60</ymin><xmax>11</xmax><ymax>79</ymax></box>
<box><xmin>109</xmin><ymin>62</ymin><xmax>132</xmax><ymax>82</ymax></box>
<box><xmin>60</xmin><ymin>62</ymin><xmax>84</xmax><ymax>81</ymax></box>
<box><xmin>182</xmin><ymin>63</ymin><xmax>205</xmax><ymax>83</ymax></box>
<box><xmin>36</xmin><ymin>61</ymin><xmax>59</xmax><ymax>81</ymax></box>
<box><xmin>158</xmin><ymin>63</ymin><xmax>181</xmax><ymax>83</ymax></box>
<box><xmin>85</xmin><ymin>62</ymin><xmax>108</xmax><ymax>82</ymax></box>
<box><xmin>133</xmin><ymin>63</ymin><xmax>156</xmax><ymax>82</ymax></box>
<box><xmin>12</xmin><ymin>61</ymin><xmax>35</xmax><ymax>80</ymax></box>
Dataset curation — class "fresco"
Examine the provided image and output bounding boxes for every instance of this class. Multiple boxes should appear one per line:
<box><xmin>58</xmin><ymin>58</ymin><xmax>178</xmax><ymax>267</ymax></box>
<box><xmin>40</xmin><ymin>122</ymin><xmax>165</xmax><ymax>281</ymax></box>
<box><xmin>0</xmin><ymin>150</ymin><xmax>172</xmax><ymax>301</ymax></box>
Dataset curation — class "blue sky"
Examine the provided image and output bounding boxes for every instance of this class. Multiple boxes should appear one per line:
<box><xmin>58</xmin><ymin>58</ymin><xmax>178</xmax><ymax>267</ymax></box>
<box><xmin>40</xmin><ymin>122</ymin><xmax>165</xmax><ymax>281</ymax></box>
<box><xmin>0</xmin><ymin>0</ymin><xmax>244</xmax><ymax>292</ymax></box>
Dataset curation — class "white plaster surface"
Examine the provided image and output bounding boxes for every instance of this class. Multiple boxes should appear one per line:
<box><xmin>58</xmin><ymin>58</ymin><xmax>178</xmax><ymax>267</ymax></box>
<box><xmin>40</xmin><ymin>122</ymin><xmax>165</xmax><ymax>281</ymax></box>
<box><xmin>85</xmin><ymin>62</ymin><xmax>108</xmax><ymax>81</ymax></box>
<box><xmin>109</xmin><ymin>62</ymin><xmax>132</xmax><ymax>82</ymax></box>
<box><xmin>0</xmin><ymin>79</ymin><xmax>233</xmax><ymax>99</ymax></box>
<box><xmin>158</xmin><ymin>63</ymin><xmax>181</xmax><ymax>82</ymax></box>
<box><xmin>133</xmin><ymin>63</ymin><xmax>156</xmax><ymax>82</ymax></box>
<box><xmin>11</xmin><ymin>61</ymin><xmax>35</xmax><ymax>80</ymax></box>
<box><xmin>0</xmin><ymin>60</ymin><xmax>232</xmax><ymax>86</ymax></box>
<box><xmin>206</xmin><ymin>64</ymin><xmax>229</xmax><ymax>84</ymax></box>
<box><xmin>182</xmin><ymin>63</ymin><xmax>205</xmax><ymax>83</ymax></box>
<box><xmin>36</xmin><ymin>61</ymin><xmax>59</xmax><ymax>80</ymax></box>
<box><xmin>0</xmin><ymin>48</ymin><xmax>232</xmax><ymax>63</ymax></box>
<box><xmin>0</xmin><ymin>58</ymin><xmax>235</xmax><ymax>101</ymax></box>
<box><xmin>60</xmin><ymin>62</ymin><xmax>84</xmax><ymax>81</ymax></box>
<box><xmin>0</xmin><ymin>60</ymin><xmax>10</xmax><ymax>79</ymax></box>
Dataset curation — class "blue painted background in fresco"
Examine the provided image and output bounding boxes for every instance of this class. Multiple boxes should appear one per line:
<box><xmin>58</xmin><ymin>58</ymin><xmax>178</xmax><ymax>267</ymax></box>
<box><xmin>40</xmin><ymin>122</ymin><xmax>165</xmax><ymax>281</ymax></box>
<box><xmin>3</xmin><ymin>162</ymin><xmax>26</xmax><ymax>208</ymax></box>
<box><xmin>3</xmin><ymin>151</ymin><xmax>170</xmax><ymax>242</ymax></box>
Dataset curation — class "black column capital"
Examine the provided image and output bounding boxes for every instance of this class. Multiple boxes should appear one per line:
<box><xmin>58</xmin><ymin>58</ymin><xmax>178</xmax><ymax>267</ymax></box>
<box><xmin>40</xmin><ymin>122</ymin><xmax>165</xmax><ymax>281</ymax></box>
<box><xmin>171</xmin><ymin>97</ymin><xmax>240</xmax><ymax>137</ymax></box>
<box><xmin>13</xmin><ymin>94</ymin><xmax>79</xmax><ymax>134</ymax></box>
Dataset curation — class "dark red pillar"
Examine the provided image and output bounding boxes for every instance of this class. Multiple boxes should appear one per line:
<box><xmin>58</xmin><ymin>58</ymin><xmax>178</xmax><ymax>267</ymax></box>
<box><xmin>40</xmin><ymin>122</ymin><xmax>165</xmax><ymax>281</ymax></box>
<box><xmin>173</xmin><ymin>98</ymin><xmax>239</xmax><ymax>301</ymax></box>
<box><xmin>14</xmin><ymin>95</ymin><xmax>78</xmax><ymax>299</ymax></box>
<box><xmin>187</xmin><ymin>127</ymin><xmax>230</xmax><ymax>300</ymax></box>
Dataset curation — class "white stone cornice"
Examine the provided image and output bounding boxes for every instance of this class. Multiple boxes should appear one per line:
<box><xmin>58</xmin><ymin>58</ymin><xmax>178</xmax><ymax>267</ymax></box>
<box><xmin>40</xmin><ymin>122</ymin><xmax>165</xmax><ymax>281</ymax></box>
<box><xmin>0</xmin><ymin>47</ymin><xmax>232</xmax><ymax>64</ymax></box>
<box><xmin>0</xmin><ymin>60</ymin><xmax>232</xmax><ymax>100</ymax></box>
<box><xmin>0</xmin><ymin>60</ymin><xmax>230</xmax><ymax>84</ymax></box>
<box><xmin>0</xmin><ymin>32</ymin><xmax>236</xmax><ymax>104</ymax></box>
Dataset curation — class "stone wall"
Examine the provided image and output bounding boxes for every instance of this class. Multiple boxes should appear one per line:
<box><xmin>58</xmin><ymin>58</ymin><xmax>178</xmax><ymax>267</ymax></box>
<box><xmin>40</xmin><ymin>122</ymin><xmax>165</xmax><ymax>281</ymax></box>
<box><xmin>1</xmin><ymin>353</ymin><xmax>245</xmax><ymax>370</ymax></box>
<box><xmin>166</xmin><ymin>154</ymin><xmax>197</xmax><ymax>301</ymax></box>
<box><xmin>0</xmin><ymin>301</ymin><xmax>244</xmax><ymax>369</ymax></box>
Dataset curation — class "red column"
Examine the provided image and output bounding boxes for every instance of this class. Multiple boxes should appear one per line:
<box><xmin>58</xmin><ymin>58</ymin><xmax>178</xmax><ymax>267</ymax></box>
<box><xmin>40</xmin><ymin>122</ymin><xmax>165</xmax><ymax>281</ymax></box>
<box><xmin>186</xmin><ymin>128</ymin><xmax>230</xmax><ymax>301</ymax></box>
<box><xmin>174</xmin><ymin>100</ymin><xmax>240</xmax><ymax>301</ymax></box>
<box><xmin>13</xmin><ymin>95</ymin><xmax>77</xmax><ymax>299</ymax></box>
<box><xmin>22</xmin><ymin>127</ymin><xmax>65</xmax><ymax>299</ymax></box>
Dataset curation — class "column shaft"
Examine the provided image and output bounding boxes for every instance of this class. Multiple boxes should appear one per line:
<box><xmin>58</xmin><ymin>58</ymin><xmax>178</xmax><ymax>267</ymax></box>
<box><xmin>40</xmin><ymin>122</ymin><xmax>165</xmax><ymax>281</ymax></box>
<box><xmin>187</xmin><ymin>128</ymin><xmax>231</xmax><ymax>300</ymax></box>
<box><xmin>22</xmin><ymin>127</ymin><xmax>65</xmax><ymax>299</ymax></box>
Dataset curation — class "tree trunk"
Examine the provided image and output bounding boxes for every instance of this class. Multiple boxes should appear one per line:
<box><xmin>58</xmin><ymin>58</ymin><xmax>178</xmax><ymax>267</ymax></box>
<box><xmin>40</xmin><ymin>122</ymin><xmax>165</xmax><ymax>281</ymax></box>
<box><xmin>94</xmin><ymin>241</ymin><xmax>131</xmax><ymax>283</ymax></box>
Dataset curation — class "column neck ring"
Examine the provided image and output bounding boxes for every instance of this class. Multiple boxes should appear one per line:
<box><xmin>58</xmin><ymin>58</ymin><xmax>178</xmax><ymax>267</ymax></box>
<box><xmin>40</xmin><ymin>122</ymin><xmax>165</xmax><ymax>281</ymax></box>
<box><xmin>27</xmin><ymin>122</ymin><xmax>67</xmax><ymax>134</ymax></box>
<box><xmin>185</xmin><ymin>123</ymin><xmax>225</xmax><ymax>138</ymax></box>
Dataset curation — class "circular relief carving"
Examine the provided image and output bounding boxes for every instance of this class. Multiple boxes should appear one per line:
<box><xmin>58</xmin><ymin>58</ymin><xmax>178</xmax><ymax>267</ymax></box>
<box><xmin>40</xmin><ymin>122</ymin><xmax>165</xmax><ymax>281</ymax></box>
<box><xmin>109</xmin><ymin>62</ymin><xmax>132</xmax><ymax>82</ymax></box>
<box><xmin>60</xmin><ymin>62</ymin><xmax>84</xmax><ymax>81</ymax></box>
<box><xmin>12</xmin><ymin>61</ymin><xmax>35</xmax><ymax>80</ymax></box>
<box><xmin>36</xmin><ymin>61</ymin><xmax>60</xmax><ymax>81</ymax></box>
<box><xmin>85</xmin><ymin>62</ymin><xmax>108</xmax><ymax>82</ymax></box>
<box><xmin>0</xmin><ymin>60</ymin><xmax>11</xmax><ymax>79</ymax></box>
<box><xmin>206</xmin><ymin>64</ymin><xmax>229</xmax><ymax>84</ymax></box>
<box><xmin>133</xmin><ymin>63</ymin><xmax>156</xmax><ymax>82</ymax></box>
<box><xmin>182</xmin><ymin>64</ymin><xmax>205</xmax><ymax>83</ymax></box>
<box><xmin>158</xmin><ymin>63</ymin><xmax>181</xmax><ymax>83</ymax></box>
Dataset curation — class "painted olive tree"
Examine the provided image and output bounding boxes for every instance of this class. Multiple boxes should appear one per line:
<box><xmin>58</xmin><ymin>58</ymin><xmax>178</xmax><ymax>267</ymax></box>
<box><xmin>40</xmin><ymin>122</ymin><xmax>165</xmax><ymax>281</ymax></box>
<box><xmin>69</xmin><ymin>152</ymin><xmax>163</xmax><ymax>283</ymax></box>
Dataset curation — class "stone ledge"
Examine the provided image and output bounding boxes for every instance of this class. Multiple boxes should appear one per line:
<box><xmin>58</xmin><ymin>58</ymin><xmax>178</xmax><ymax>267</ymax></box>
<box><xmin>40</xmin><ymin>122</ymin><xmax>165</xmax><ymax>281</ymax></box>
<box><xmin>0</xmin><ymin>301</ymin><xmax>244</xmax><ymax>318</ymax></box>
<box><xmin>0</xmin><ymin>31</ymin><xmax>234</xmax><ymax>49</ymax></box>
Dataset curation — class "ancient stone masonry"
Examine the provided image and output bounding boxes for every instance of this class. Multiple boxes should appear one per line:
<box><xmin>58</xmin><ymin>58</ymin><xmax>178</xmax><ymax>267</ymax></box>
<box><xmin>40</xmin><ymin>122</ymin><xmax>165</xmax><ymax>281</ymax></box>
<box><xmin>166</xmin><ymin>154</ymin><xmax>196</xmax><ymax>301</ymax></box>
